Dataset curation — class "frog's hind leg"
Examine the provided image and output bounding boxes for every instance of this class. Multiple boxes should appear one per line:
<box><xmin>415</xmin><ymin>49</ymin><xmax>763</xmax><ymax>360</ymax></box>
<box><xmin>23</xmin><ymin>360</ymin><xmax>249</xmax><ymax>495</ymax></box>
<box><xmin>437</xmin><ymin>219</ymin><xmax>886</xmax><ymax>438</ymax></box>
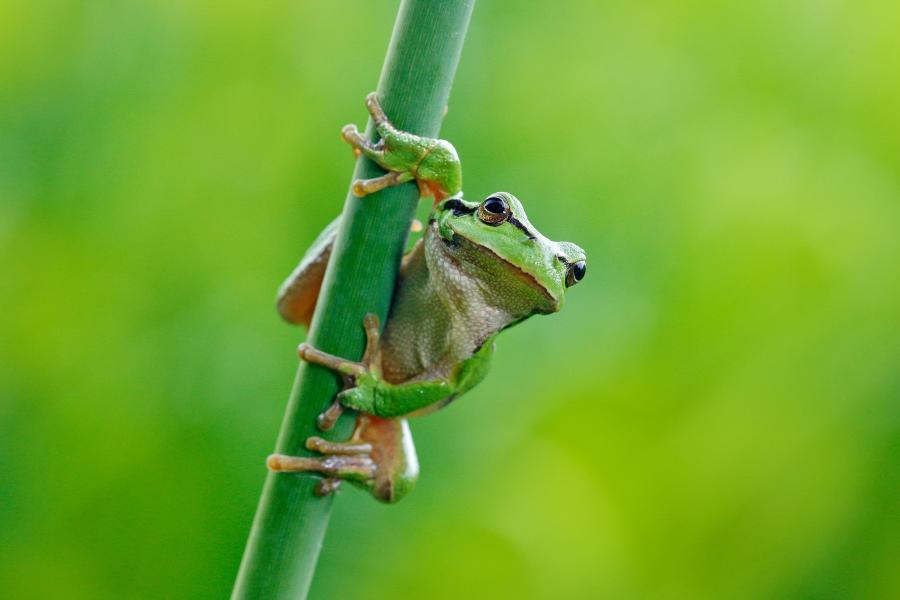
<box><xmin>340</xmin><ymin>92</ymin><xmax>398</xmax><ymax>152</ymax></box>
<box><xmin>340</xmin><ymin>93</ymin><xmax>401</xmax><ymax>168</ymax></box>
<box><xmin>341</xmin><ymin>92</ymin><xmax>451</xmax><ymax>199</ymax></box>
<box><xmin>341</xmin><ymin>121</ymin><xmax>415</xmax><ymax>197</ymax></box>
<box><xmin>364</xmin><ymin>91</ymin><xmax>402</xmax><ymax>137</ymax></box>
<box><xmin>341</xmin><ymin>123</ymin><xmax>383</xmax><ymax>161</ymax></box>
<box><xmin>267</xmin><ymin>415</ymin><xmax>419</xmax><ymax>503</ymax></box>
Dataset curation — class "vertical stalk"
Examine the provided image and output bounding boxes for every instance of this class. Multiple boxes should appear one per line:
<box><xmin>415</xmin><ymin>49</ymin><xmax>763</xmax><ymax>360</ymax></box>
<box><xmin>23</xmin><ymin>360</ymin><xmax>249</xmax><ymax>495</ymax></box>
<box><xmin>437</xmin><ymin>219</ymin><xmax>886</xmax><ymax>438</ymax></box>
<box><xmin>232</xmin><ymin>1</ymin><xmax>475</xmax><ymax>598</ymax></box>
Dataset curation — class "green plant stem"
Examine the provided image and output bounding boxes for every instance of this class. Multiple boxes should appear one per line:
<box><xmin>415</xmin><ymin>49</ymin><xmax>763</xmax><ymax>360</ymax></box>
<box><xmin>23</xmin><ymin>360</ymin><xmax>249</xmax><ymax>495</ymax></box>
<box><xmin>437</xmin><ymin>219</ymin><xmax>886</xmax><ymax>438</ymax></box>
<box><xmin>231</xmin><ymin>2</ymin><xmax>475</xmax><ymax>598</ymax></box>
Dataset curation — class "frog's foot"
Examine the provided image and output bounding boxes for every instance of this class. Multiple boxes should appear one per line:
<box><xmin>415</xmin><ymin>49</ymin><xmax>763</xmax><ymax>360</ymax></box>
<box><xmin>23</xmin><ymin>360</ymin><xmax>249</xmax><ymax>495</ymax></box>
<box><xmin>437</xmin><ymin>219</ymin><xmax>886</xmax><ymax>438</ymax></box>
<box><xmin>267</xmin><ymin>415</ymin><xmax>418</xmax><ymax>503</ymax></box>
<box><xmin>267</xmin><ymin>435</ymin><xmax>375</xmax><ymax>497</ymax></box>
<box><xmin>298</xmin><ymin>313</ymin><xmax>382</xmax><ymax>432</ymax></box>
<box><xmin>340</xmin><ymin>123</ymin><xmax>379</xmax><ymax>161</ymax></box>
<box><xmin>316</xmin><ymin>400</ymin><xmax>345</xmax><ymax>433</ymax></box>
<box><xmin>340</xmin><ymin>92</ymin><xmax>462</xmax><ymax>203</ymax></box>
<box><xmin>340</xmin><ymin>126</ymin><xmax>414</xmax><ymax>196</ymax></box>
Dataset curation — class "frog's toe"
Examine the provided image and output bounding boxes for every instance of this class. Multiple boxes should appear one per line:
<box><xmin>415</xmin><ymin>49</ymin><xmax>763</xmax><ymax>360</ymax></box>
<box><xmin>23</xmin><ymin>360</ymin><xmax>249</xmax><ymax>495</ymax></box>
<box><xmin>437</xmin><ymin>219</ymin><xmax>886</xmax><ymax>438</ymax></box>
<box><xmin>340</xmin><ymin>124</ymin><xmax>365</xmax><ymax>156</ymax></box>
<box><xmin>316</xmin><ymin>400</ymin><xmax>344</xmax><ymax>432</ymax></box>
<box><xmin>351</xmin><ymin>170</ymin><xmax>414</xmax><ymax>198</ymax></box>
<box><xmin>297</xmin><ymin>342</ymin><xmax>366</xmax><ymax>379</ymax></box>
<box><xmin>365</xmin><ymin>91</ymin><xmax>389</xmax><ymax>125</ymax></box>
<box><xmin>267</xmin><ymin>444</ymin><xmax>375</xmax><ymax>486</ymax></box>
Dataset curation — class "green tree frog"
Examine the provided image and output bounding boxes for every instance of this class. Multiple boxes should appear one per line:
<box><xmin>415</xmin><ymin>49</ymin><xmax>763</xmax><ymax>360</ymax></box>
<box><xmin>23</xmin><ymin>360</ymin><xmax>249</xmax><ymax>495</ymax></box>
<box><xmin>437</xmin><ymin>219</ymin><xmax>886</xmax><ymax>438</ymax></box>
<box><xmin>267</xmin><ymin>93</ymin><xmax>587</xmax><ymax>502</ymax></box>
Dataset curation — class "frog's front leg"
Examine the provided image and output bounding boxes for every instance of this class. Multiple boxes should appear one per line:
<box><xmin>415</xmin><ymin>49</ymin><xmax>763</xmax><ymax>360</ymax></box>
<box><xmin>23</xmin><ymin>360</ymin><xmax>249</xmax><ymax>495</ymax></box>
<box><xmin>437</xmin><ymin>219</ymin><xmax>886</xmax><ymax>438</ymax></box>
<box><xmin>267</xmin><ymin>415</ymin><xmax>419</xmax><ymax>503</ymax></box>
<box><xmin>341</xmin><ymin>92</ymin><xmax>462</xmax><ymax>202</ymax></box>
<box><xmin>299</xmin><ymin>320</ymin><xmax>455</xmax><ymax>421</ymax></box>
<box><xmin>297</xmin><ymin>312</ymin><xmax>383</xmax><ymax>431</ymax></box>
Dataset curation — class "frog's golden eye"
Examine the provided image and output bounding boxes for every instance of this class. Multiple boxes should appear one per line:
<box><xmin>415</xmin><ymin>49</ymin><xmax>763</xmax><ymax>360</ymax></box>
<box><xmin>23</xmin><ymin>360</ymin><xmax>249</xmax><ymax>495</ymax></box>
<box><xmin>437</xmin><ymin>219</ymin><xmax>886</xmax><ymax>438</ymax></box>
<box><xmin>566</xmin><ymin>260</ymin><xmax>586</xmax><ymax>287</ymax></box>
<box><xmin>478</xmin><ymin>196</ymin><xmax>510</xmax><ymax>225</ymax></box>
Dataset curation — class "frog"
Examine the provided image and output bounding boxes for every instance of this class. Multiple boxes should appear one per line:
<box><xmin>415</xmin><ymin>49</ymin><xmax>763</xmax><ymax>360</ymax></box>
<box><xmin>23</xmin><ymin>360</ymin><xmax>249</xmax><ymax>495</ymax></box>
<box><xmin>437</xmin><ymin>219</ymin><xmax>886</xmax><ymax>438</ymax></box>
<box><xmin>266</xmin><ymin>92</ymin><xmax>587</xmax><ymax>502</ymax></box>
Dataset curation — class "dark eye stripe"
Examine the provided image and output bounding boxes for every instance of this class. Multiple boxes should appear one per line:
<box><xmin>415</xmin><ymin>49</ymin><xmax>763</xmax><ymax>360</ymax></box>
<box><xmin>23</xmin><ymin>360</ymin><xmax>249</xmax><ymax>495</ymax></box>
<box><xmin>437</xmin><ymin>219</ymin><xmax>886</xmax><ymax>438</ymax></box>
<box><xmin>442</xmin><ymin>198</ymin><xmax>475</xmax><ymax>216</ymax></box>
<box><xmin>507</xmin><ymin>215</ymin><xmax>537</xmax><ymax>240</ymax></box>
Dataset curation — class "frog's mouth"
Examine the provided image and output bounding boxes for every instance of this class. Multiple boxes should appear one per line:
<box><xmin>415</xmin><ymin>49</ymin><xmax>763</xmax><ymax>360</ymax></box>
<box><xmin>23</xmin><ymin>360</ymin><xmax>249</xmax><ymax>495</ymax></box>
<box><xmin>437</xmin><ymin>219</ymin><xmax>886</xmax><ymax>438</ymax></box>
<box><xmin>444</xmin><ymin>230</ymin><xmax>561</xmax><ymax>313</ymax></box>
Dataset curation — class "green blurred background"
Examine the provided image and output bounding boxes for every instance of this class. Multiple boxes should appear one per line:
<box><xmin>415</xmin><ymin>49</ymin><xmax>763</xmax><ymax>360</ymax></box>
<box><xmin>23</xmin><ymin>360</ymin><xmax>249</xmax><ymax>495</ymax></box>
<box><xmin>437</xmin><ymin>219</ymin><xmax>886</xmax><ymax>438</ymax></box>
<box><xmin>2</xmin><ymin>1</ymin><xmax>898</xmax><ymax>598</ymax></box>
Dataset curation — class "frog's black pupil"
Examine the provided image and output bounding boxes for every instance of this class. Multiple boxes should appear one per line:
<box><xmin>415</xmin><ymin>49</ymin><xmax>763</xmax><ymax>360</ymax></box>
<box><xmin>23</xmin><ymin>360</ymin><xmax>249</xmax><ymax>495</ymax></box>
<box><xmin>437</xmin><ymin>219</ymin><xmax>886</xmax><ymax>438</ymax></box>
<box><xmin>573</xmin><ymin>261</ymin><xmax>586</xmax><ymax>281</ymax></box>
<box><xmin>484</xmin><ymin>197</ymin><xmax>506</xmax><ymax>214</ymax></box>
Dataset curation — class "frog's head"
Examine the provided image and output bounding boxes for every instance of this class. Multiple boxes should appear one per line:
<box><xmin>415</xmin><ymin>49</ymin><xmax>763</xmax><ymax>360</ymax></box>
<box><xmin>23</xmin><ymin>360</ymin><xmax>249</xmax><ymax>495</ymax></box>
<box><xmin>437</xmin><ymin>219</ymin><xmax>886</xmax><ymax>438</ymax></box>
<box><xmin>433</xmin><ymin>192</ymin><xmax>586</xmax><ymax>314</ymax></box>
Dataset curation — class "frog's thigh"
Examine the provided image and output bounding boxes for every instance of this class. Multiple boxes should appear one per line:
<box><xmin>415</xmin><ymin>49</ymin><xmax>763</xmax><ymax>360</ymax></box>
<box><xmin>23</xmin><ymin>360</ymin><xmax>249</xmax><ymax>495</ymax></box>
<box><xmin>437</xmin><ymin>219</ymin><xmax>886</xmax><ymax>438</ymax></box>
<box><xmin>414</xmin><ymin>140</ymin><xmax>461</xmax><ymax>196</ymax></box>
<box><xmin>276</xmin><ymin>217</ymin><xmax>341</xmax><ymax>326</ymax></box>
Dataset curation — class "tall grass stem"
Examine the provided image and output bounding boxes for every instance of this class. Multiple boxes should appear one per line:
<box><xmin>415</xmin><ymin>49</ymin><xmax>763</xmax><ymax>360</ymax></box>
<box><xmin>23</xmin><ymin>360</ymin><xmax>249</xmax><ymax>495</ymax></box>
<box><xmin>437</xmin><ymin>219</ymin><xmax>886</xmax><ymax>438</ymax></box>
<box><xmin>232</xmin><ymin>2</ymin><xmax>475</xmax><ymax>597</ymax></box>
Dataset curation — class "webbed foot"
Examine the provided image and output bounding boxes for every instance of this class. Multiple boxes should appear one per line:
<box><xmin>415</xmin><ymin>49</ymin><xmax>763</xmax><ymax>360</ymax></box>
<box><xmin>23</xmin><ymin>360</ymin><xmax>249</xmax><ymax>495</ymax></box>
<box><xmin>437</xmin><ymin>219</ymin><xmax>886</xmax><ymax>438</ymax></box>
<box><xmin>267</xmin><ymin>415</ymin><xmax>419</xmax><ymax>503</ymax></box>
<box><xmin>341</xmin><ymin>92</ymin><xmax>462</xmax><ymax>203</ymax></box>
<box><xmin>267</xmin><ymin>434</ymin><xmax>375</xmax><ymax>496</ymax></box>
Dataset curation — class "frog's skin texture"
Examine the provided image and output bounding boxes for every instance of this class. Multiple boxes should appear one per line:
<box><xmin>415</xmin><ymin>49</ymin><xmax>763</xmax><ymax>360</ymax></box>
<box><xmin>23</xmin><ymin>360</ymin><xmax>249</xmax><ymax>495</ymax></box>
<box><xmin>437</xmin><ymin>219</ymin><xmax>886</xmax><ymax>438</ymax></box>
<box><xmin>267</xmin><ymin>93</ymin><xmax>587</xmax><ymax>503</ymax></box>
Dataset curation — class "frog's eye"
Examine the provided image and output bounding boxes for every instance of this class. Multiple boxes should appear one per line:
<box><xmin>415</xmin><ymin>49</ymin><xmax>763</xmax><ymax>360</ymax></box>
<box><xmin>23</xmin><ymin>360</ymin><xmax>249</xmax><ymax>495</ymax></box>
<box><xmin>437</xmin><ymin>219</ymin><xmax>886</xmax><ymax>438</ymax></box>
<box><xmin>566</xmin><ymin>260</ymin><xmax>586</xmax><ymax>287</ymax></box>
<box><xmin>478</xmin><ymin>196</ymin><xmax>510</xmax><ymax>225</ymax></box>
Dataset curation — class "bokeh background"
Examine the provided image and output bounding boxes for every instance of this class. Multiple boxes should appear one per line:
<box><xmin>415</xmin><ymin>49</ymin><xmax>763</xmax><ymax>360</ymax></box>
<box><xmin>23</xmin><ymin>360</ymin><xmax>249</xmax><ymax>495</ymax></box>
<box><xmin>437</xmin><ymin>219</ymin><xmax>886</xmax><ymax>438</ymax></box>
<box><xmin>2</xmin><ymin>1</ymin><xmax>898</xmax><ymax>598</ymax></box>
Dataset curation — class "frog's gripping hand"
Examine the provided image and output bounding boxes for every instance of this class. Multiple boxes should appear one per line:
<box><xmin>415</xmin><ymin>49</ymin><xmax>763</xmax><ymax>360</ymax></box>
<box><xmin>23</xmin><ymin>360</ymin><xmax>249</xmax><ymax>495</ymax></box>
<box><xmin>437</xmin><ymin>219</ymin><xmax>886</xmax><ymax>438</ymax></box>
<box><xmin>342</xmin><ymin>92</ymin><xmax>462</xmax><ymax>203</ymax></box>
<box><xmin>296</xmin><ymin>314</ymin><xmax>453</xmax><ymax>430</ymax></box>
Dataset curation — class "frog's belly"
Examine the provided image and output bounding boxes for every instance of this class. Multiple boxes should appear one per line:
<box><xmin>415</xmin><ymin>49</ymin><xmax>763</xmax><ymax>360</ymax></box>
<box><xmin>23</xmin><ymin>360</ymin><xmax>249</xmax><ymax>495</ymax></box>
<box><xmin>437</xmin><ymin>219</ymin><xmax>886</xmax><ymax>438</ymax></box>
<box><xmin>380</xmin><ymin>347</ymin><xmax>455</xmax><ymax>386</ymax></box>
<box><xmin>379</xmin><ymin>314</ymin><xmax>454</xmax><ymax>384</ymax></box>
